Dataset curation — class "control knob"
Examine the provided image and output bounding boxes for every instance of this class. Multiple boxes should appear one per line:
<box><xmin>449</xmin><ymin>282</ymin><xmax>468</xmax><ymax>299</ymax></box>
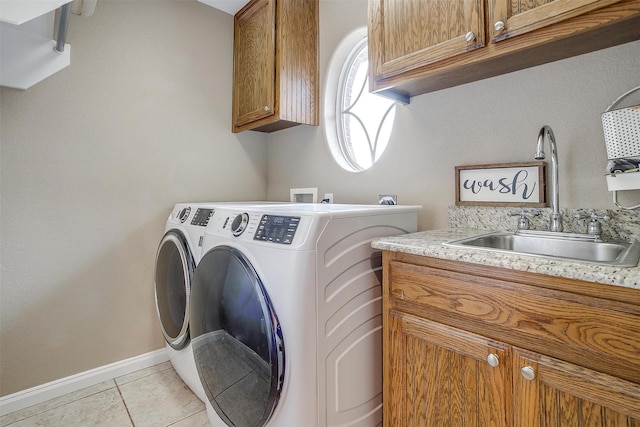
<box><xmin>178</xmin><ymin>207</ymin><xmax>191</xmax><ymax>223</ymax></box>
<box><xmin>231</xmin><ymin>213</ymin><xmax>249</xmax><ymax>236</ymax></box>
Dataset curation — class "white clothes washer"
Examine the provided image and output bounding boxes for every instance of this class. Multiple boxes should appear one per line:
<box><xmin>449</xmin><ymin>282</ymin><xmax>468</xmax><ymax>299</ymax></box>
<box><xmin>154</xmin><ymin>202</ymin><xmax>279</xmax><ymax>403</ymax></box>
<box><xmin>190</xmin><ymin>203</ymin><xmax>421</xmax><ymax>426</ymax></box>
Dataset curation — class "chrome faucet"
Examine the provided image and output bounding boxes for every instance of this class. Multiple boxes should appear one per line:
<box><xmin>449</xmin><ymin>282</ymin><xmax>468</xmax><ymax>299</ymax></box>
<box><xmin>535</xmin><ymin>125</ymin><xmax>563</xmax><ymax>232</ymax></box>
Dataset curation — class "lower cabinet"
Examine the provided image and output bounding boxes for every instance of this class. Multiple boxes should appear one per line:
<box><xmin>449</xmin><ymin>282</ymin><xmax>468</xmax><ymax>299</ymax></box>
<box><xmin>514</xmin><ymin>347</ymin><xmax>640</xmax><ymax>426</ymax></box>
<box><xmin>387</xmin><ymin>312</ymin><xmax>511</xmax><ymax>426</ymax></box>
<box><xmin>382</xmin><ymin>252</ymin><xmax>640</xmax><ymax>426</ymax></box>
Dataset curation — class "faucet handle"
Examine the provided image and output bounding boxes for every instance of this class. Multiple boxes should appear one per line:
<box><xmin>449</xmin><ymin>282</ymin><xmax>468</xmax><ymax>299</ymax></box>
<box><xmin>587</xmin><ymin>213</ymin><xmax>609</xmax><ymax>237</ymax></box>
<box><xmin>509</xmin><ymin>209</ymin><xmax>538</xmax><ymax>230</ymax></box>
<box><xmin>574</xmin><ymin>212</ymin><xmax>610</xmax><ymax>222</ymax></box>
<box><xmin>589</xmin><ymin>213</ymin><xmax>610</xmax><ymax>222</ymax></box>
<box><xmin>574</xmin><ymin>212</ymin><xmax>609</xmax><ymax>239</ymax></box>
<box><xmin>574</xmin><ymin>212</ymin><xmax>589</xmax><ymax>220</ymax></box>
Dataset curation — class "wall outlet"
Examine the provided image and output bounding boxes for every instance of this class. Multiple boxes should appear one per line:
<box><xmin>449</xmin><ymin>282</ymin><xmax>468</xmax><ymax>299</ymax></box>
<box><xmin>322</xmin><ymin>193</ymin><xmax>334</xmax><ymax>204</ymax></box>
<box><xmin>379</xmin><ymin>194</ymin><xmax>397</xmax><ymax>205</ymax></box>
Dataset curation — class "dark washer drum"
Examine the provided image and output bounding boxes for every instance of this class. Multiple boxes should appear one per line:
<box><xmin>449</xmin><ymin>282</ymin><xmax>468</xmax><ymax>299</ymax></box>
<box><xmin>154</xmin><ymin>230</ymin><xmax>195</xmax><ymax>350</ymax></box>
<box><xmin>190</xmin><ymin>245</ymin><xmax>285</xmax><ymax>427</ymax></box>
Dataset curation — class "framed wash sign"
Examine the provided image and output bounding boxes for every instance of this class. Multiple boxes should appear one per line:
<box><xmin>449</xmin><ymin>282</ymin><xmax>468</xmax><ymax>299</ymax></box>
<box><xmin>455</xmin><ymin>162</ymin><xmax>546</xmax><ymax>207</ymax></box>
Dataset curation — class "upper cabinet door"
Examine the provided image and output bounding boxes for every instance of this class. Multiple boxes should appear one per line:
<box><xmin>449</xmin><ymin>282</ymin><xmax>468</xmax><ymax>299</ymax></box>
<box><xmin>233</xmin><ymin>0</ymin><xmax>276</xmax><ymax>129</ymax></box>
<box><xmin>489</xmin><ymin>0</ymin><xmax>623</xmax><ymax>42</ymax></box>
<box><xmin>369</xmin><ymin>0</ymin><xmax>484</xmax><ymax>83</ymax></box>
<box><xmin>232</xmin><ymin>0</ymin><xmax>318</xmax><ymax>133</ymax></box>
<box><xmin>367</xmin><ymin>0</ymin><xmax>639</xmax><ymax>100</ymax></box>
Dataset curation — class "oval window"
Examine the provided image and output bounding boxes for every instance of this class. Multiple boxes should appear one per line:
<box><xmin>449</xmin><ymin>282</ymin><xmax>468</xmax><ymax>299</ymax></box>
<box><xmin>325</xmin><ymin>30</ymin><xmax>396</xmax><ymax>172</ymax></box>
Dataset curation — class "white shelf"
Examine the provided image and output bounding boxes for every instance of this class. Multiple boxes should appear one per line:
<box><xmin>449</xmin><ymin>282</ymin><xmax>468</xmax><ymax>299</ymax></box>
<box><xmin>0</xmin><ymin>0</ymin><xmax>72</xmax><ymax>25</ymax></box>
<box><xmin>606</xmin><ymin>172</ymin><xmax>640</xmax><ymax>191</ymax></box>
<box><xmin>0</xmin><ymin>22</ymin><xmax>70</xmax><ymax>89</ymax></box>
<box><xmin>0</xmin><ymin>0</ymin><xmax>73</xmax><ymax>90</ymax></box>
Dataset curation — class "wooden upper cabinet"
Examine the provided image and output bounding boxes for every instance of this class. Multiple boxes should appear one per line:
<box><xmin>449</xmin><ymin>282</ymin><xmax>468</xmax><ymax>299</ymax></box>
<box><xmin>233</xmin><ymin>0</ymin><xmax>275</xmax><ymax>130</ymax></box>
<box><xmin>232</xmin><ymin>0</ymin><xmax>318</xmax><ymax>133</ymax></box>
<box><xmin>489</xmin><ymin>0</ymin><xmax>624</xmax><ymax>42</ymax></box>
<box><xmin>368</xmin><ymin>0</ymin><xmax>640</xmax><ymax>101</ymax></box>
<box><xmin>368</xmin><ymin>0</ymin><xmax>484</xmax><ymax>100</ymax></box>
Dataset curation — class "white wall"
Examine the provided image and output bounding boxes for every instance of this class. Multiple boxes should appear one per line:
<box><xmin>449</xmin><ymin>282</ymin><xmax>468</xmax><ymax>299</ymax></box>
<box><xmin>267</xmin><ymin>0</ymin><xmax>640</xmax><ymax>230</ymax></box>
<box><xmin>0</xmin><ymin>0</ymin><xmax>268</xmax><ymax>396</ymax></box>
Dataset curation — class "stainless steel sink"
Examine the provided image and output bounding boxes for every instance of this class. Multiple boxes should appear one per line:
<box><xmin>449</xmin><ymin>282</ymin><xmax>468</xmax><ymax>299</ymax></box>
<box><xmin>444</xmin><ymin>230</ymin><xmax>640</xmax><ymax>267</ymax></box>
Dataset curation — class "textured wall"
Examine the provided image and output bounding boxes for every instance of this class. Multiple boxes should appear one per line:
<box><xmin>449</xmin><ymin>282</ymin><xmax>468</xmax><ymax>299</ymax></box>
<box><xmin>0</xmin><ymin>0</ymin><xmax>268</xmax><ymax>396</ymax></box>
<box><xmin>266</xmin><ymin>0</ymin><xmax>640</xmax><ymax>231</ymax></box>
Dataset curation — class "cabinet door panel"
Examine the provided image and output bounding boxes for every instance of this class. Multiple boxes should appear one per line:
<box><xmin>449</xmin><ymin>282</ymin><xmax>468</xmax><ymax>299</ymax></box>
<box><xmin>233</xmin><ymin>0</ymin><xmax>275</xmax><ymax>128</ymax></box>
<box><xmin>389</xmin><ymin>260</ymin><xmax>640</xmax><ymax>384</ymax></box>
<box><xmin>513</xmin><ymin>347</ymin><xmax>640</xmax><ymax>427</ymax></box>
<box><xmin>490</xmin><ymin>0</ymin><xmax>623</xmax><ymax>42</ymax></box>
<box><xmin>369</xmin><ymin>0</ymin><xmax>484</xmax><ymax>81</ymax></box>
<box><xmin>386</xmin><ymin>311</ymin><xmax>511</xmax><ymax>427</ymax></box>
<box><xmin>386</xmin><ymin>312</ymin><xmax>405</xmax><ymax>427</ymax></box>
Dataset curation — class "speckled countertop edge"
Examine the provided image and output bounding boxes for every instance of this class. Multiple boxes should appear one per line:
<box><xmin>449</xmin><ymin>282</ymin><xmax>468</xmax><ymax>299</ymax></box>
<box><xmin>372</xmin><ymin>229</ymin><xmax>640</xmax><ymax>290</ymax></box>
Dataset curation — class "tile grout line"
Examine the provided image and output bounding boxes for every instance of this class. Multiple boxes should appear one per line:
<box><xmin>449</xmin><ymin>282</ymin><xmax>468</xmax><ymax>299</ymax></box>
<box><xmin>165</xmin><ymin>408</ymin><xmax>208</xmax><ymax>427</ymax></box>
<box><xmin>1</xmin><ymin>380</ymin><xmax>120</xmax><ymax>427</ymax></box>
<box><xmin>115</xmin><ymin>383</ymin><xmax>135</xmax><ymax>427</ymax></box>
<box><xmin>115</xmin><ymin>363</ymin><xmax>173</xmax><ymax>387</ymax></box>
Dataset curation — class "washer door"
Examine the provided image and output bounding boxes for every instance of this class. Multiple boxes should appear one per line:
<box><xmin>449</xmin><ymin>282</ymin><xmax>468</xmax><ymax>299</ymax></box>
<box><xmin>191</xmin><ymin>245</ymin><xmax>285</xmax><ymax>427</ymax></box>
<box><xmin>154</xmin><ymin>230</ymin><xmax>194</xmax><ymax>350</ymax></box>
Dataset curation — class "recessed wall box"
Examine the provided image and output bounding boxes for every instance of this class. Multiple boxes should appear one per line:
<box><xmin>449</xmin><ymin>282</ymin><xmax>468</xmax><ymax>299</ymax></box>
<box><xmin>290</xmin><ymin>188</ymin><xmax>318</xmax><ymax>203</ymax></box>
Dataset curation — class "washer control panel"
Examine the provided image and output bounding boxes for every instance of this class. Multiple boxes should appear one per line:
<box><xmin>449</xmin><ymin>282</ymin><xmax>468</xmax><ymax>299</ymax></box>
<box><xmin>254</xmin><ymin>215</ymin><xmax>301</xmax><ymax>244</ymax></box>
<box><xmin>231</xmin><ymin>213</ymin><xmax>249</xmax><ymax>236</ymax></box>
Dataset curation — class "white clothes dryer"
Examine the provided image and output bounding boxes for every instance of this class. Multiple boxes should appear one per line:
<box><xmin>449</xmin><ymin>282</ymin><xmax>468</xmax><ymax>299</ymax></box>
<box><xmin>190</xmin><ymin>203</ymin><xmax>421</xmax><ymax>427</ymax></box>
<box><xmin>155</xmin><ymin>202</ymin><xmax>279</xmax><ymax>403</ymax></box>
<box><xmin>155</xmin><ymin>203</ymin><xmax>219</xmax><ymax>402</ymax></box>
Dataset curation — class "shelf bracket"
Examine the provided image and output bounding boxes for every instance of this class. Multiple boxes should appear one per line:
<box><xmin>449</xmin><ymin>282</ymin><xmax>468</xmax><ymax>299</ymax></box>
<box><xmin>612</xmin><ymin>190</ymin><xmax>640</xmax><ymax>210</ymax></box>
<box><xmin>55</xmin><ymin>2</ymin><xmax>72</xmax><ymax>53</ymax></box>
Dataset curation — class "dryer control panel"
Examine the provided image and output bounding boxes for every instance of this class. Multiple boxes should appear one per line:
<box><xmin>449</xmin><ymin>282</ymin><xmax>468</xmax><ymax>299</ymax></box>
<box><xmin>254</xmin><ymin>215</ymin><xmax>301</xmax><ymax>244</ymax></box>
<box><xmin>191</xmin><ymin>208</ymin><xmax>214</xmax><ymax>227</ymax></box>
<box><xmin>211</xmin><ymin>209</ymin><xmax>312</xmax><ymax>248</ymax></box>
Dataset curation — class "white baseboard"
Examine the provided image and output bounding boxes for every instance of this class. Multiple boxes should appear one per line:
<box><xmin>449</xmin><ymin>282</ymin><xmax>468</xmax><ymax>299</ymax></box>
<box><xmin>0</xmin><ymin>348</ymin><xmax>169</xmax><ymax>416</ymax></box>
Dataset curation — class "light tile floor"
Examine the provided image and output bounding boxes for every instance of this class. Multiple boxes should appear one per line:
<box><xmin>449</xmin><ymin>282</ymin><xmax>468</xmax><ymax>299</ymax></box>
<box><xmin>0</xmin><ymin>362</ymin><xmax>208</xmax><ymax>427</ymax></box>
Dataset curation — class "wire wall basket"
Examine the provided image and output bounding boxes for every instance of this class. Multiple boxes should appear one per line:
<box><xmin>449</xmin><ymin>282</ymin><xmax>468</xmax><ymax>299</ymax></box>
<box><xmin>603</xmin><ymin>85</ymin><xmax>640</xmax><ymax>208</ymax></box>
<box><xmin>603</xmin><ymin>86</ymin><xmax>640</xmax><ymax>160</ymax></box>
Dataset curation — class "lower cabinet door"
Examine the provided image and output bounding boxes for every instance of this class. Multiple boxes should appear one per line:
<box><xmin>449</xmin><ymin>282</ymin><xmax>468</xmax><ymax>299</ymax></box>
<box><xmin>513</xmin><ymin>347</ymin><xmax>640</xmax><ymax>427</ymax></box>
<box><xmin>385</xmin><ymin>311</ymin><xmax>511</xmax><ymax>427</ymax></box>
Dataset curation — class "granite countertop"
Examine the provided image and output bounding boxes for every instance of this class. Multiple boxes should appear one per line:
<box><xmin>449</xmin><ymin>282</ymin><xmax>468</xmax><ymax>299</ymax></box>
<box><xmin>372</xmin><ymin>229</ymin><xmax>640</xmax><ymax>290</ymax></box>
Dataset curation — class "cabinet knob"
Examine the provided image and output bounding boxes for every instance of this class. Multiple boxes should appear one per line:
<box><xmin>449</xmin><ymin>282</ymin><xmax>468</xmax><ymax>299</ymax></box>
<box><xmin>494</xmin><ymin>21</ymin><xmax>506</xmax><ymax>32</ymax></box>
<box><xmin>465</xmin><ymin>31</ymin><xmax>476</xmax><ymax>42</ymax></box>
<box><xmin>264</xmin><ymin>106</ymin><xmax>271</xmax><ymax>112</ymax></box>
<box><xmin>486</xmin><ymin>353</ymin><xmax>500</xmax><ymax>367</ymax></box>
<box><xmin>520</xmin><ymin>366</ymin><xmax>536</xmax><ymax>381</ymax></box>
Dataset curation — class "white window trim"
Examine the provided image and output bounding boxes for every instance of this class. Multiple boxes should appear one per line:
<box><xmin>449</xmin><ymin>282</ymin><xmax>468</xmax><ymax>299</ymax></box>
<box><xmin>324</xmin><ymin>27</ymin><xmax>396</xmax><ymax>172</ymax></box>
<box><xmin>324</xmin><ymin>27</ymin><xmax>368</xmax><ymax>173</ymax></box>
<box><xmin>336</xmin><ymin>36</ymin><xmax>369</xmax><ymax>172</ymax></box>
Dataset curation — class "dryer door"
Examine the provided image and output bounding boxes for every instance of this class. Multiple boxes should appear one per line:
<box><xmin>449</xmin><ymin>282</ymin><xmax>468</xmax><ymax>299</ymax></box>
<box><xmin>191</xmin><ymin>245</ymin><xmax>284</xmax><ymax>427</ymax></box>
<box><xmin>154</xmin><ymin>230</ymin><xmax>194</xmax><ymax>350</ymax></box>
